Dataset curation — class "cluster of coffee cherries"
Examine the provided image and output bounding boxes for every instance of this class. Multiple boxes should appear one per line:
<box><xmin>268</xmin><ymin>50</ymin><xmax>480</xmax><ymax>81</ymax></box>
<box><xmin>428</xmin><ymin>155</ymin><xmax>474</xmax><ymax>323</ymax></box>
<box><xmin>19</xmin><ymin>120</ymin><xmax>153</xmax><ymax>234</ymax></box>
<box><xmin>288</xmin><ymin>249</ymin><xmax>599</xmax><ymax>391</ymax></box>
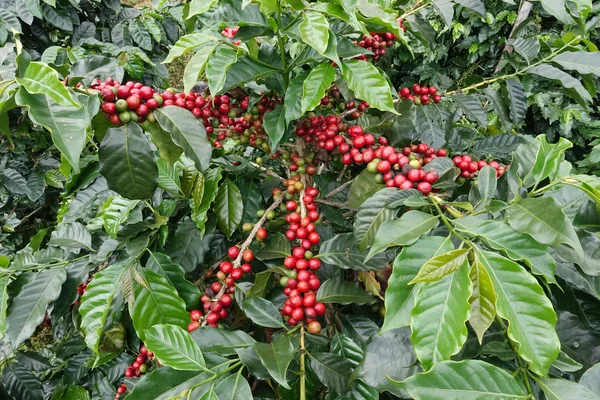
<box><xmin>39</xmin><ymin>313</ymin><xmax>51</xmax><ymax>329</ymax></box>
<box><xmin>221</xmin><ymin>26</ymin><xmax>241</xmax><ymax>45</ymax></box>
<box><xmin>397</xmin><ymin>18</ymin><xmax>407</xmax><ymax>32</ymax></box>
<box><xmin>93</xmin><ymin>78</ymin><xmax>163</xmax><ymax>125</ymax></box>
<box><xmin>399</xmin><ymin>84</ymin><xmax>442</xmax><ymax>105</ymax></box>
<box><xmin>366</xmin><ymin>144</ymin><xmax>447</xmax><ymax>194</ymax></box>
<box><xmin>279</xmin><ymin>185</ymin><xmax>325</xmax><ymax>334</ymax></box>
<box><xmin>67</xmin><ymin>278</ymin><xmax>91</xmax><ymax>312</ymax></box>
<box><xmin>317</xmin><ymin>85</ymin><xmax>370</xmax><ymax>119</ymax></box>
<box><xmin>453</xmin><ymin>154</ymin><xmax>507</xmax><ymax>179</ymax></box>
<box><xmin>116</xmin><ymin>345</ymin><xmax>154</xmax><ymax>398</ymax></box>
<box><xmin>187</xmin><ymin>247</ymin><xmax>254</xmax><ymax>332</ymax></box>
<box><xmin>355</xmin><ymin>32</ymin><xmax>398</xmax><ymax>61</ymax></box>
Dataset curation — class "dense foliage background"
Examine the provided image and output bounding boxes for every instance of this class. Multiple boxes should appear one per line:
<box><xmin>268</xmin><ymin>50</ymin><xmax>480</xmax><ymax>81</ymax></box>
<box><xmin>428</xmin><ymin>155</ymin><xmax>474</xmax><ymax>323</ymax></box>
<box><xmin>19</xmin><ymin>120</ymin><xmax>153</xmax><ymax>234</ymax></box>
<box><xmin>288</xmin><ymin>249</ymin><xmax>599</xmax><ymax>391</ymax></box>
<box><xmin>0</xmin><ymin>0</ymin><xmax>599</xmax><ymax>399</ymax></box>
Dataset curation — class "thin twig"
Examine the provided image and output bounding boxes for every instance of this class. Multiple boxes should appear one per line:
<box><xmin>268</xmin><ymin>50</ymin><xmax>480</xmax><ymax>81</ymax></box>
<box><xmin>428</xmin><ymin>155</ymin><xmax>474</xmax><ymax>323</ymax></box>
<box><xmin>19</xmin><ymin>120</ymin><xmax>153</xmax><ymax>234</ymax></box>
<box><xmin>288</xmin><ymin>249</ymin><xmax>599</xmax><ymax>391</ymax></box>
<box><xmin>249</xmin><ymin>161</ymin><xmax>286</xmax><ymax>183</ymax></box>
<box><xmin>326</xmin><ymin>179</ymin><xmax>353</xmax><ymax>198</ymax></box>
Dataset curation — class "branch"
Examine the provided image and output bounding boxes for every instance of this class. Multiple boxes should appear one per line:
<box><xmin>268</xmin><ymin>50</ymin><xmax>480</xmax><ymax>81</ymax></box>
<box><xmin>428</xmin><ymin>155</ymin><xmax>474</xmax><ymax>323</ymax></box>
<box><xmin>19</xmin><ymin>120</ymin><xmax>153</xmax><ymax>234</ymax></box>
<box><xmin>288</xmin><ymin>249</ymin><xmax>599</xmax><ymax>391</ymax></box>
<box><xmin>494</xmin><ymin>1</ymin><xmax>533</xmax><ymax>74</ymax></box>
<box><xmin>326</xmin><ymin>179</ymin><xmax>353</xmax><ymax>198</ymax></box>
<box><xmin>250</xmin><ymin>161</ymin><xmax>286</xmax><ymax>183</ymax></box>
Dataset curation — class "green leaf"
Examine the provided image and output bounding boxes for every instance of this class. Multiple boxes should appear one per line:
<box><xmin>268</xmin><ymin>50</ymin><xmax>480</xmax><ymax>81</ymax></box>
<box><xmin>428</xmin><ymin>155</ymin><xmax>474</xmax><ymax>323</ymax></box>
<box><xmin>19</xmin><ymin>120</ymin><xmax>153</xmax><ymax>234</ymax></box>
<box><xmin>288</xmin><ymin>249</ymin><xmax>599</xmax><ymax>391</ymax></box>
<box><xmin>410</xmin><ymin>248</ymin><xmax>470</xmax><ymax>284</ymax></box>
<box><xmin>194</xmin><ymin>168</ymin><xmax>222</xmax><ymax>235</ymax></box>
<box><xmin>129</xmin><ymin>20</ymin><xmax>152</xmax><ymax>51</ymax></box>
<box><xmin>341</xmin><ymin>59</ymin><xmax>396</xmax><ymax>113</ymax></box>
<box><xmin>183</xmin><ymin>45</ymin><xmax>216</xmax><ymax>94</ymax></box>
<box><xmin>317</xmin><ymin>278</ymin><xmax>374</xmax><ymax>304</ymax></box>
<box><xmin>2</xmin><ymin>363</ymin><xmax>43</xmax><ymax>400</ymax></box>
<box><xmin>146</xmin><ymin>252</ymin><xmax>201</xmax><ymax>310</ymax></box>
<box><xmin>479</xmin><ymin>250</ymin><xmax>560</xmax><ymax>376</ymax></box>
<box><xmin>165</xmin><ymin>221</ymin><xmax>207</xmax><ymax>272</ymax></box>
<box><xmin>188</xmin><ymin>0</ymin><xmax>217</xmax><ymax>19</ymax></box>
<box><xmin>504</xmin><ymin>79</ymin><xmax>527</xmax><ymax>124</ymax></box>
<box><xmin>537</xmin><ymin>378</ymin><xmax>600</xmax><ymax>400</ymax></box>
<box><xmin>310</xmin><ymin>352</ymin><xmax>354</xmax><ymax>392</ymax></box>
<box><xmin>206</xmin><ymin>46</ymin><xmax>238</xmax><ymax>95</ymax></box>
<box><xmin>507</xmin><ymin>197</ymin><xmax>585</xmax><ymax>269</ymax></box>
<box><xmin>241</xmin><ymin>297</ymin><xmax>285</xmax><ymax>328</ymax></box>
<box><xmin>580</xmin><ymin>363</ymin><xmax>600</xmax><ymax>394</ymax></box>
<box><xmin>80</xmin><ymin>263</ymin><xmax>128</xmax><ymax>353</ymax></box>
<box><xmin>253</xmin><ymin>333</ymin><xmax>295</xmax><ymax>389</ymax></box>
<box><xmin>16</xmin><ymin>62</ymin><xmax>79</xmax><ymax>107</ymax></box>
<box><xmin>411</xmin><ymin>255</ymin><xmax>472</xmax><ymax>370</ymax></box>
<box><xmin>454</xmin><ymin>217</ymin><xmax>557</xmax><ymax>284</ymax></box>
<box><xmin>99</xmin><ymin>122</ymin><xmax>158</xmax><ymax>200</ymax></box>
<box><xmin>0</xmin><ymin>275</ymin><xmax>9</xmax><ymax>337</ymax></box>
<box><xmin>528</xmin><ymin>64</ymin><xmax>592</xmax><ymax>106</ymax></box>
<box><xmin>386</xmin><ymin>188</ymin><xmax>422</xmax><ymax>208</ymax></box>
<box><xmin>214</xmin><ymin>178</ymin><xmax>243</xmax><ymax>238</ymax></box>
<box><xmin>102</xmin><ymin>196</ymin><xmax>139</xmax><ymax>239</ymax></box>
<box><xmin>191</xmin><ymin>326</ymin><xmax>255</xmax><ymax>356</ymax></box>
<box><xmin>539</xmin><ymin>0</ymin><xmax>575</xmax><ymax>25</ymax></box>
<box><xmin>163</xmin><ymin>32</ymin><xmax>219</xmax><ymax>63</ymax></box>
<box><xmin>348</xmin><ymin>170</ymin><xmax>385</xmax><ymax>209</ymax></box>
<box><xmin>214</xmin><ymin>372</ymin><xmax>253</xmax><ymax>400</ymax></box>
<box><xmin>477</xmin><ymin>166</ymin><xmax>497</xmax><ymax>206</ymax></box>
<box><xmin>382</xmin><ymin>236</ymin><xmax>451</xmax><ymax>334</ymax></box>
<box><xmin>256</xmin><ymin>233</ymin><xmax>291</xmax><ymax>260</ymax></box>
<box><xmin>299</xmin><ymin>12</ymin><xmax>330</xmax><ymax>56</ymax></box>
<box><xmin>432</xmin><ymin>0</ymin><xmax>454</xmax><ymax>27</ymax></box>
<box><xmin>125</xmin><ymin>368</ymin><xmax>214</xmax><ymax>400</ymax></box>
<box><xmin>526</xmin><ymin>135</ymin><xmax>572</xmax><ymax>187</ymax></box>
<box><xmin>5</xmin><ymin>267</ymin><xmax>66</xmax><ymax>349</ymax></box>
<box><xmin>452</xmin><ymin>93</ymin><xmax>487</xmax><ymax>128</ymax></box>
<box><xmin>366</xmin><ymin>210</ymin><xmax>439</xmax><ymax>261</ymax></box>
<box><xmin>131</xmin><ymin>269</ymin><xmax>190</xmax><ymax>341</ymax></box>
<box><xmin>453</xmin><ymin>0</ymin><xmax>486</xmax><ymax>16</ymax></box>
<box><xmin>301</xmin><ymin>62</ymin><xmax>336</xmax><ymax>114</ymax></box>
<box><xmin>318</xmin><ymin>233</ymin><xmax>392</xmax><ymax>271</ymax></box>
<box><xmin>15</xmin><ymin>90</ymin><xmax>96</xmax><ymax>174</ymax></box>
<box><xmin>331</xmin><ymin>333</ymin><xmax>363</xmax><ymax>367</ymax></box>
<box><xmin>484</xmin><ymin>87</ymin><xmax>513</xmax><ymax>132</ymax></box>
<box><xmin>41</xmin><ymin>3</ymin><xmax>72</xmax><ymax>30</ymax></box>
<box><xmin>48</xmin><ymin>222</ymin><xmax>92</xmax><ymax>250</ymax></box>
<box><xmin>154</xmin><ymin>106</ymin><xmax>212</xmax><ymax>173</ymax></box>
<box><xmin>284</xmin><ymin>70</ymin><xmax>309</xmax><ymax>124</ymax></box>
<box><xmin>468</xmin><ymin>257</ymin><xmax>497</xmax><ymax>343</ymax></box>
<box><xmin>263</xmin><ymin>106</ymin><xmax>288</xmax><ymax>152</ymax></box>
<box><xmin>353</xmin><ymin>188</ymin><xmax>397</xmax><ymax>252</ymax></box>
<box><xmin>396</xmin><ymin>360</ymin><xmax>528</xmax><ymax>399</ymax></box>
<box><xmin>552</xmin><ymin>51</ymin><xmax>600</xmax><ymax>76</ymax></box>
<box><xmin>144</xmin><ymin>324</ymin><xmax>207</xmax><ymax>371</ymax></box>
<box><xmin>352</xmin><ymin>328</ymin><xmax>420</xmax><ymax>396</ymax></box>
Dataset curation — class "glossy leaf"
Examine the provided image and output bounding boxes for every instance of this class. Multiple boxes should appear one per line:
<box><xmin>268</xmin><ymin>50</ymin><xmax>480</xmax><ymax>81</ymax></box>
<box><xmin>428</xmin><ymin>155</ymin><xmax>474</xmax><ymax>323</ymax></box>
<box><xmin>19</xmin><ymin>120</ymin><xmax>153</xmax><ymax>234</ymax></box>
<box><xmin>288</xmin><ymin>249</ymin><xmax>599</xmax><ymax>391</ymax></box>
<box><xmin>99</xmin><ymin>122</ymin><xmax>158</xmax><ymax>200</ymax></box>
<box><xmin>2</xmin><ymin>363</ymin><xmax>43</xmax><ymax>400</ymax></box>
<box><xmin>146</xmin><ymin>252</ymin><xmax>200</xmax><ymax>310</ymax></box>
<box><xmin>353</xmin><ymin>188</ymin><xmax>397</xmax><ymax>252</ymax></box>
<box><xmin>125</xmin><ymin>368</ymin><xmax>213</xmax><ymax>400</ymax></box>
<box><xmin>263</xmin><ymin>106</ymin><xmax>288</xmax><ymax>152</ymax></box>
<box><xmin>194</xmin><ymin>168</ymin><xmax>223</xmax><ymax>235</ymax></box>
<box><xmin>317</xmin><ymin>278</ymin><xmax>374</xmax><ymax>305</ymax></box>
<box><xmin>16</xmin><ymin>62</ymin><xmax>79</xmax><ymax>107</ymax></box>
<box><xmin>479</xmin><ymin>250</ymin><xmax>560</xmax><ymax>376</ymax></box>
<box><xmin>299</xmin><ymin>12</ymin><xmax>330</xmax><ymax>55</ymax></box>
<box><xmin>131</xmin><ymin>269</ymin><xmax>189</xmax><ymax>340</ymax></box>
<box><xmin>505</xmin><ymin>79</ymin><xmax>527</xmax><ymax>124</ymax></box>
<box><xmin>452</xmin><ymin>93</ymin><xmax>487</xmax><ymax>128</ymax></box>
<box><xmin>48</xmin><ymin>222</ymin><xmax>92</xmax><ymax>250</ymax></box>
<box><xmin>0</xmin><ymin>275</ymin><xmax>9</xmax><ymax>337</ymax></box>
<box><xmin>396</xmin><ymin>360</ymin><xmax>528</xmax><ymax>400</ymax></box>
<box><xmin>214</xmin><ymin>373</ymin><xmax>253</xmax><ymax>400</ymax></box>
<box><xmin>411</xmin><ymin>252</ymin><xmax>472</xmax><ymax>370</ymax></box>
<box><xmin>301</xmin><ymin>62</ymin><xmax>336</xmax><ymax>114</ymax></box>
<box><xmin>382</xmin><ymin>236</ymin><xmax>451</xmax><ymax>334</ymax></box>
<box><xmin>214</xmin><ymin>178</ymin><xmax>243</xmax><ymax>238</ymax></box>
<box><xmin>254</xmin><ymin>333</ymin><xmax>295</xmax><ymax>388</ymax></box>
<box><xmin>537</xmin><ymin>378</ymin><xmax>600</xmax><ymax>400</ymax></box>
<box><xmin>366</xmin><ymin>210</ymin><xmax>439</xmax><ymax>261</ymax></box>
<box><xmin>552</xmin><ymin>51</ymin><xmax>600</xmax><ymax>76</ymax></box>
<box><xmin>310</xmin><ymin>352</ymin><xmax>354</xmax><ymax>392</ymax></box>
<box><xmin>102</xmin><ymin>196</ymin><xmax>139</xmax><ymax>239</ymax></box>
<box><xmin>341</xmin><ymin>59</ymin><xmax>396</xmax><ymax>113</ymax></box>
<box><xmin>284</xmin><ymin>70</ymin><xmax>309</xmax><ymax>124</ymax></box>
<box><xmin>192</xmin><ymin>326</ymin><xmax>255</xmax><ymax>356</ymax></box>
<box><xmin>6</xmin><ymin>267</ymin><xmax>66</xmax><ymax>349</ymax></box>
<box><xmin>528</xmin><ymin>64</ymin><xmax>592</xmax><ymax>106</ymax></box>
<box><xmin>241</xmin><ymin>297</ymin><xmax>285</xmax><ymax>328</ymax></box>
<box><xmin>183</xmin><ymin>45</ymin><xmax>217</xmax><ymax>94</ymax></box>
<box><xmin>318</xmin><ymin>233</ymin><xmax>392</xmax><ymax>271</ymax></box>
<box><xmin>507</xmin><ymin>197</ymin><xmax>584</xmax><ymax>270</ymax></box>
<box><xmin>352</xmin><ymin>328</ymin><xmax>420</xmax><ymax>395</ymax></box>
<box><xmin>155</xmin><ymin>106</ymin><xmax>212</xmax><ymax>173</ymax></box>
<box><xmin>144</xmin><ymin>324</ymin><xmax>206</xmax><ymax>371</ymax></box>
<box><xmin>410</xmin><ymin>248</ymin><xmax>470</xmax><ymax>283</ymax></box>
<box><xmin>348</xmin><ymin>170</ymin><xmax>385</xmax><ymax>208</ymax></box>
<box><xmin>206</xmin><ymin>46</ymin><xmax>238</xmax><ymax>95</ymax></box>
<box><xmin>15</xmin><ymin>90</ymin><xmax>96</xmax><ymax>174</ymax></box>
<box><xmin>468</xmin><ymin>258</ymin><xmax>497</xmax><ymax>343</ymax></box>
<box><xmin>80</xmin><ymin>263</ymin><xmax>128</xmax><ymax>353</ymax></box>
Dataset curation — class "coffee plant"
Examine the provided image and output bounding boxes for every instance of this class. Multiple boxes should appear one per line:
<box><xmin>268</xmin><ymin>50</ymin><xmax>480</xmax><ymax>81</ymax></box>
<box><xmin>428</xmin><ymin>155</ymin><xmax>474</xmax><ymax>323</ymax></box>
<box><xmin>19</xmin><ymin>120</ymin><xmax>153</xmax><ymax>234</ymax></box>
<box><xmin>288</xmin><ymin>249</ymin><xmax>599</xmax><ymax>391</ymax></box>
<box><xmin>0</xmin><ymin>0</ymin><xmax>600</xmax><ymax>399</ymax></box>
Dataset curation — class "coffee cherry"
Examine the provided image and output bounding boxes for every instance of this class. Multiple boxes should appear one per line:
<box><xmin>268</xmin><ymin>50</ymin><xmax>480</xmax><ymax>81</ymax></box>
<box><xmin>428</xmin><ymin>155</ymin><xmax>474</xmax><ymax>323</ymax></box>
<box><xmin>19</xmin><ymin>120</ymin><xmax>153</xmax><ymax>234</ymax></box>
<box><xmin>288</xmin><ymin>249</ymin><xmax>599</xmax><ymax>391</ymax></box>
<box><xmin>190</xmin><ymin>309</ymin><xmax>202</xmax><ymax>321</ymax></box>
<box><xmin>228</xmin><ymin>246</ymin><xmax>240</xmax><ymax>259</ymax></box>
<box><xmin>242</xmin><ymin>249</ymin><xmax>254</xmax><ymax>262</ymax></box>
<box><xmin>308</xmin><ymin>321</ymin><xmax>322</xmax><ymax>334</ymax></box>
<box><xmin>417</xmin><ymin>182</ymin><xmax>432</xmax><ymax>195</ymax></box>
<box><xmin>187</xmin><ymin>321</ymin><xmax>200</xmax><ymax>332</ymax></box>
